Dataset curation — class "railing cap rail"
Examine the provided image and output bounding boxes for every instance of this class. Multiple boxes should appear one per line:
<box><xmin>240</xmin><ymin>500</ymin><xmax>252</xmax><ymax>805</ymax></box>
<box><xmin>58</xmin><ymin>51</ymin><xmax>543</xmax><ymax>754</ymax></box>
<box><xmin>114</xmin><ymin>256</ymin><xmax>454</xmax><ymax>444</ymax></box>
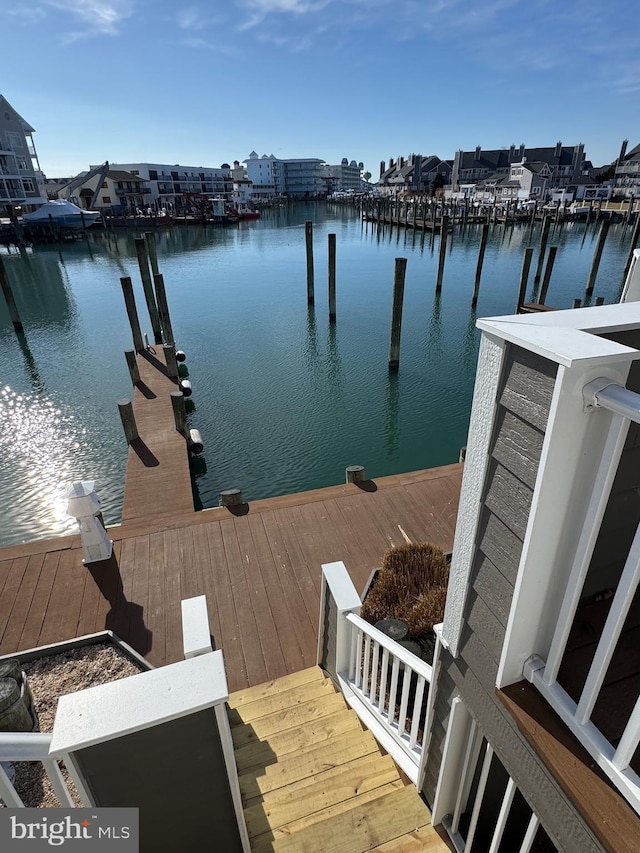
<box><xmin>346</xmin><ymin>612</ymin><xmax>433</xmax><ymax>681</ymax></box>
<box><xmin>0</xmin><ymin>732</ymin><xmax>52</xmax><ymax>761</ymax></box>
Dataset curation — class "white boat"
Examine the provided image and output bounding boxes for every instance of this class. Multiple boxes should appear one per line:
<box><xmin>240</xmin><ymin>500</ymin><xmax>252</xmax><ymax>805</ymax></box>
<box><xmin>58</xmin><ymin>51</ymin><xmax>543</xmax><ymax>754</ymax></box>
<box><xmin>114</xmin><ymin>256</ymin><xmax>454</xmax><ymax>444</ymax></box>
<box><xmin>23</xmin><ymin>200</ymin><xmax>101</xmax><ymax>229</ymax></box>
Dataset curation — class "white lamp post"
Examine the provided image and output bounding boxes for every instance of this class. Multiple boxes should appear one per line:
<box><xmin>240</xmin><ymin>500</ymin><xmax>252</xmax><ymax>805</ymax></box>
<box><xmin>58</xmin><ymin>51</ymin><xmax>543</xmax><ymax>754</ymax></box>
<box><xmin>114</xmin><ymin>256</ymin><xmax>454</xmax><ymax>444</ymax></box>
<box><xmin>66</xmin><ymin>480</ymin><xmax>113</xmax><ymax>565</ymax></box>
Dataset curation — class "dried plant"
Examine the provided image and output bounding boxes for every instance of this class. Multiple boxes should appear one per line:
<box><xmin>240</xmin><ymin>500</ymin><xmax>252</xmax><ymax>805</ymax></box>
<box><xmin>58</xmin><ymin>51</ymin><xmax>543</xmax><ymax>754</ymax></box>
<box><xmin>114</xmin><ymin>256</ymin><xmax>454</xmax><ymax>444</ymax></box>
<box><xmin>362</xmin><ymin>543</ymin><xmax>449</xmax><ymax>641</ymax></box>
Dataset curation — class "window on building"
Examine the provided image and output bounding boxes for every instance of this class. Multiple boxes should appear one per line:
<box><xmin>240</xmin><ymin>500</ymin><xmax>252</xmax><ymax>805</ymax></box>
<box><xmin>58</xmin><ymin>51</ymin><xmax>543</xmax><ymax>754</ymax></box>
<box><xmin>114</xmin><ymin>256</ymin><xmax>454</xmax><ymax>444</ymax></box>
<box><xmin>22</xmin><ymin>178</ymin><xmax>35</xmax><ymax>193</ymax></box>
<box><xmin>17</xmin><ymin>158</ymin><xmax>28</xmax><ymax>170</ymax></box>
<box><xmin>149</xmin><ymin>170</ymin><xmax>158</xmax><ymax>181</ymax></box>
<box><xmin>102</xmin><ymin>182</ymin><xmax>108</xmax><ymax>189</ymax></box>
<box><xmin>102</xmin><ymin>196</ymin><xmax>111</xmax><ymax>204</ymax></box>
<box><xmin>6</xmin><ymin>131</ymin><xmax>23</xmax><ymax>150</ymax></box>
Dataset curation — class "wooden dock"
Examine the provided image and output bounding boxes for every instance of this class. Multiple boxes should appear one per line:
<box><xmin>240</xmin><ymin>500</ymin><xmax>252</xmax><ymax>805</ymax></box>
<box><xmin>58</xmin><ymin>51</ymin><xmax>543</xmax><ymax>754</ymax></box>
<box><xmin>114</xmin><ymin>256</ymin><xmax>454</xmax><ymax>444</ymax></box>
<box><xmin>0</xmin><ymin>464</ymin><xmax>462</xmax><ymax>693</ymax></box>
<box><xmin>120</xmin><ymin>346</ymin><xmax>193</xmax><ymax>524</ymax></box>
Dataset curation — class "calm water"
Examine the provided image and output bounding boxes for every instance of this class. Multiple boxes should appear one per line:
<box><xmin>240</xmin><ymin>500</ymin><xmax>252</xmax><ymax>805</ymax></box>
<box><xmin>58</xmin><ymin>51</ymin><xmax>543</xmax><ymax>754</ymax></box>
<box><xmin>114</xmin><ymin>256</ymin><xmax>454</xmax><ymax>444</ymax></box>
<box><xmin>0</xmin><ymin>204</ymin><xmax>633</xmax><ymax>546</ymax></box>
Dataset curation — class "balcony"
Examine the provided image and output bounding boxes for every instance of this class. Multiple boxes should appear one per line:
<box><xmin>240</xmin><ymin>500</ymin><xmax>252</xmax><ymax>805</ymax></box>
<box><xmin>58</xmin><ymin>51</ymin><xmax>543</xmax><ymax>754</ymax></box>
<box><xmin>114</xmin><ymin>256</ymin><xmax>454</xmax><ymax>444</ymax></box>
<box><xmin>115</xmin><ymin>187</ymin><xmax>151</xmax><ymax>196</ymax></box>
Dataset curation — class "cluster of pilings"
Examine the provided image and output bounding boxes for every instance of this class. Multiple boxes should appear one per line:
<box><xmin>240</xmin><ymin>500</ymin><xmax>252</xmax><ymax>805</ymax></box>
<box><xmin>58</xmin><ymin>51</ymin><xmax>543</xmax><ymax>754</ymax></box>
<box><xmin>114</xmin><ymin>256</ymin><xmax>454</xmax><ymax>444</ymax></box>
<box><xmin>114</xmin><ymin>232</ymin><xmax>203</xmax><ymax>457</ymax></box>
<box><xmin>303</xmin><ymin>205</ymin><xmax>640</xmax><ymax>374</ymax></box>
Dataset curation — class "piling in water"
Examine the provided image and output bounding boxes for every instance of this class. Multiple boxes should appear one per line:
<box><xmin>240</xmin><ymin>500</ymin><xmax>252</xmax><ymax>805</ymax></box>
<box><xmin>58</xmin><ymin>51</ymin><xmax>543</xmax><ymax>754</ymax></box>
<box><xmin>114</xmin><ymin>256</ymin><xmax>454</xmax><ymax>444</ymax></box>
<box><xmin>471</xmin><ymin>221</ymin><xmax>489</xmax><ymax>308</ymax></box>
<box><xmin>516</xmin><ymin>247</ymin><xmax>534</xmax><ymax>312</ymax></box>
<box><xmin>118</xmin><ymin>399</ymin><xmax>138</xmax><ymax>444</ymax></box>
<box><xmin>533</xmin><ymin>216</ymin><xmax>552</xmax><ymax>285</ymax></box>
<box><xmin>328</xmin><ymin>233</ymin><xmax>336</xmax><ymax>322</ymax></box>
<box><xmin>120</xmin><ymin>276</ymin><xmax>145</xmax><ymax>352</ymax></box>
<box><xmin>163</xmin><ymin>344</ymin><xmax>180</xmax><ymax>381</ymax></box>
<box><xmin>170</xmin><ymin>390</ymin><xmax>187</xmax><ymax>435</ymax></box>
<box><xmin>585</xmin><ymin>220</ymin><xmax>611</xmax><ymax>296</ymax></box>
<box><xmin>153</xmin><ymin>273</ymin><xmax>175</xmax><ymax>346</ymax></box>
<box><xmin>622</xmin><ymin>214</ymin><xmax>640</xmax><ymax>291</ymax></box>
<box><xmin>388</xmin><ymin>257</ymin><xmax>407</xmax><ymax>371</ymax></box>
<box><xmin>305</xmin><ymin>221</ymin><xmax>314</xmax><ymax>306</ymax></box>
<box><xmin>539</xmin><ymin>245</ymin><xmax>558</xmax><ymax>306</ymax></box>
<box><xmin>144</xmin><ymin>231</ymin><xmax>161</xmax><ymax>279</ymax></box>
<box><xmin>0</xmin><ymin>255</ymin><xmax>24</xmax><ymax>332</ymax></box>
<box><xmin>436</xmin><ymin>215</ymin><xmax>449</xmax><ymax>293</ymax></box>
<box><xmin>134</xmin><ymin>236</ymin><xmax>163</xmax><ymax>344</ymax></box>
<box><xmin>124</xmin><ymin>350</ymin><xmax>140</xmax><ymax>385</ymax></box>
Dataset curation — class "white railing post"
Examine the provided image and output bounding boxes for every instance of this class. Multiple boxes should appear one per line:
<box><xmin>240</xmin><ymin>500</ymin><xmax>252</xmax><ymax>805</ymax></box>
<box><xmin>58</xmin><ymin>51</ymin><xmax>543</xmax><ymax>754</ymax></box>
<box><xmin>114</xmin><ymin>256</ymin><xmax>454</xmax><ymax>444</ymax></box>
<box><xmin>181</xmin><ymin>595</ymin><xmax>213</xmax><ymax>659</ymax></box>
<box><xmin>318</xmin><ymin>561</ymin><xmax>361</xmax><ymax>677</ymax></box>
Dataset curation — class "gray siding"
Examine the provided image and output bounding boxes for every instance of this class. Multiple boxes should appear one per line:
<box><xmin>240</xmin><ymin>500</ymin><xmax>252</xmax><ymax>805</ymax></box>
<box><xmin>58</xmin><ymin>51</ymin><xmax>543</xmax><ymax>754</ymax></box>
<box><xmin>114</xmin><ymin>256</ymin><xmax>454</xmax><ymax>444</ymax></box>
<box><xmin>73</xmin><ymin>709</ymin><xmax>244</xmax><ymax>853</ymax></box>
<box><xmin>423</xmin><ymin>345</ymin><xmax>605</xmax><ymax>852</ymax></box>
<box><xmin>319</xmin><ymin>590</ymin><xmax>338</xmax><ymax>682</ymax></box>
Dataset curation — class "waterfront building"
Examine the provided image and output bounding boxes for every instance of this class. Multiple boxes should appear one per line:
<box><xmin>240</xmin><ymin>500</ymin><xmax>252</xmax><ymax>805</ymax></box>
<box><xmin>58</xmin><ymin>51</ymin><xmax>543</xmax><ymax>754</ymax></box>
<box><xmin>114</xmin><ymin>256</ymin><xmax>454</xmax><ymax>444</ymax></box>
<box><xmin>114</xmin><ymin>162</ymin><xmax>233</xmax><ymax>210</ymax></box>
<box><xmin>615</xmin><ymin>139</ymin><xmax>640</xmax><ymax>192</ymax></box>
<box><xmin>0</xmin><ymin>94</ymin><xmax>47</xmax><ymax>214</ymax></box>
<box><xmin>474</xmin><ymin>159</ymin><xmax>552</xmax><ymax>202</ymax></box>
<box><xmin>244</xmin><ymin>151</ymin><xmax>327</xmax><ymax>198</ymax></box>
<box><xmin>378</xmin><ymin>154</ymin><xmax>452</xmax><ymax>195</ymax></box>
<box><xmin>323</xmin><ymin>158</ymin><xmax>364</xmax><ymax>193</ymax></box>
<box><xmin>53</xmin><ymin>168</ymin><xmax>150</xmax><ymax>212</ymax></box>
<box><xmin>450</xmin><ymin>142</ymin><xmax>586</xmax><ymax>190</ymax></box>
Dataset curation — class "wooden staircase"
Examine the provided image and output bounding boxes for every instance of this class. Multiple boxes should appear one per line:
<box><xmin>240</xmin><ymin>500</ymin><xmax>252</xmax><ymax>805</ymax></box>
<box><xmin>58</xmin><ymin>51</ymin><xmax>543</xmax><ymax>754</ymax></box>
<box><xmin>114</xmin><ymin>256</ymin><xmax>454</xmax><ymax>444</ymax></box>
<box><xmin>228</xmin><ymin>666</ymin><xmax>449</xmax><ymax>853</ymax></box>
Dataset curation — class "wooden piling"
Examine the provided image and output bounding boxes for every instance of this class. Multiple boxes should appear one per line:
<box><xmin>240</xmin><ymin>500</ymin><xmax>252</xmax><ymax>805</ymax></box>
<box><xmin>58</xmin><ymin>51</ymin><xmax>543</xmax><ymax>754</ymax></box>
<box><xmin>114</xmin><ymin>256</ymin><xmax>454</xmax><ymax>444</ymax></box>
<box><xmin>436</xmin><ymin>215</ymin><xmax>449</xmax><ymax>293</ymax></box>
<box><xmin>539</xmin><ymin>246</ymin><xmax>558</xmax><ymax>305</ymax></box>
<box><xmin>120</xmin><ymin>276</ymin><xmax>145</xmax><ymax>352</ymax></box>
<box><xmin>595</xmin><ymin>296</ymin><xmax>605</xmax><ymax>306</ymax></box>
<box><xmin>585</xmin><ymin>220</ymin><xmax>611</xmax><ymax>296</ymax></box>
<box><xmin>346</xmin><ymin>465</ymin><xmax>365</xmax><ymax>484</ymax></box>
<box><xmin>170</xmin><ymin>390</ymin><xmax>187</xmax><ymax>435</ymax></box>
<box><xmin>533</xmin><ymin>215</ymin><xmax>552</xmax><ymax>285</ymax></box>
<box><xmin>118</xmin><ymin>399</ymin><xmax>138</xmax><ymax>444</ymax></box>
<box><xmin>388</xmin><ymin>257</ymin><xmax>407</xmax><ymax>371</ymax></box>
<box><xmin>328</xmin><ymin>233</ymin><xmax>336</xmax><ymax>322</ymax></box>
<box><xmin>124</xmin><ymin>350</ymin><xmax>140</xmax><ymax>385</ymax></box>
<box><xmin>516</xmin><ymin>247</ymin><xmax>534</xmax><ymax>312</ymax></box>
<box><xmin>622</xmin><ymin>213</ymin><xmax>640</xmax><ymax>290</ymax></box>
<box><xmin>164</xmin><ymin>344</ymin><xmax>180</xmax><ymax>381</ymax></box>
<box><xmin>305</xmin><ymin>221</ymin><xmax>315</xmax><ymax>306</ymax></box>
<box><xmin>134</xmin><ymin>236</ymin><xmax>163</xmax><ymax>344</ymax></box>
<box><xmin>153</xmin><ymin>272</ymin><xmax>175</xmax><ymax>345</ymax></box>
<box><xmin>572</xmin><ymin>298</ymin><xmax>582</xmax><ymax>309</ymax></box>
<box><xmin>0</xmin><ymin>255</ymin><xmax>23</xmax><ymax>332</ymax></box>
<box><xmin>471</xmin><ymin>221</ymin><xmax>489</xmax><ymax>308</ymax></box>
<box><xmin>220</xmin><ymin>488</ymin><xmax>243</xmax><ymax>507</ymax></box>
<box><xmin>145</xmin><ymin>231</ymin><xmax>161</xmax><ymax>279</ymax></box>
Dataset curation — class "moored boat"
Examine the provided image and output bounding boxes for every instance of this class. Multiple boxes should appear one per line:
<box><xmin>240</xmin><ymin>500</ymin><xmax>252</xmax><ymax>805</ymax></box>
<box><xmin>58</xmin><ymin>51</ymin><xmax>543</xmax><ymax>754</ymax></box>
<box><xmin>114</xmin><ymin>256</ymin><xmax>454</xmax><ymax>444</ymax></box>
<box><xmin>23</xmin><ymin>200</ymin><xmax>101</xmax><ymax>229</ymax></box>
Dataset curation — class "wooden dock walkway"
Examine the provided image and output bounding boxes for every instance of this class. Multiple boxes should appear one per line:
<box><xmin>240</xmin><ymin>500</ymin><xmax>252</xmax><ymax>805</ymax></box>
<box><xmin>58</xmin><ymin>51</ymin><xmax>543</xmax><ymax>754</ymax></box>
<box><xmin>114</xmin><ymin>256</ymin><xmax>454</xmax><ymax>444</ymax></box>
<box><xmin>0</xmin><ymin>463</ymin><xmax>462</xmax><ymax>693</ymax></box>
<box><xmin>121</xmin><ymin>346</ymin><xmax>193</xmax><ymax>524</ymax></box>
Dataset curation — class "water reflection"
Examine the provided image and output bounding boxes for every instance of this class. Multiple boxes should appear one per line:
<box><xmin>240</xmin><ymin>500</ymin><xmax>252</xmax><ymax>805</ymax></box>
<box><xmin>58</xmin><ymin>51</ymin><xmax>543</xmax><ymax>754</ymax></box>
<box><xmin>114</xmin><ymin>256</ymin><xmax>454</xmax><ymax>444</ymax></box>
<box><xmin>0</xmin><ymin>386</ymin><xmax>87</xmax><ymax>541</ymax></box>
<box><xmin>384</xmin><ymin>371</ymin><xmax>399</xmax><ymax>456</ymax></box>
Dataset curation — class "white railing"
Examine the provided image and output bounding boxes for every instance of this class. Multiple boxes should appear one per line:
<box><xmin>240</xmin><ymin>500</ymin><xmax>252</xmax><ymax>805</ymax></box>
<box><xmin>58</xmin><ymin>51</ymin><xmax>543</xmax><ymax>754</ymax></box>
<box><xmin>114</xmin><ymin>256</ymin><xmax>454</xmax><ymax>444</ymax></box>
<box><xmin>525</xmin><ymin>378</ymin><xmax>640</xmax><ymax>815</ymax></box>
<box><xmin>0</xmin><ymin>732</ymin><xmax>75</xmax><ymax>808</ymax></box>
<box><xmin>318</xmin><ymin>561</ymin><xmax>436</xmax><ymax>785</ymax></box>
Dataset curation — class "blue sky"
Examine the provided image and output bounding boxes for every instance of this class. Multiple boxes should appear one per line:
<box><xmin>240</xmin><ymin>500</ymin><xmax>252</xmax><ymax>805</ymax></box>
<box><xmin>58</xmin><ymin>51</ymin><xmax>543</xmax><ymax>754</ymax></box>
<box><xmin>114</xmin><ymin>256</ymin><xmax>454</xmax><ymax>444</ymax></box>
<box><xmin>3</xmin><ymin>0</ymin><xmax>639</xmax><ymax>177</ymax></box>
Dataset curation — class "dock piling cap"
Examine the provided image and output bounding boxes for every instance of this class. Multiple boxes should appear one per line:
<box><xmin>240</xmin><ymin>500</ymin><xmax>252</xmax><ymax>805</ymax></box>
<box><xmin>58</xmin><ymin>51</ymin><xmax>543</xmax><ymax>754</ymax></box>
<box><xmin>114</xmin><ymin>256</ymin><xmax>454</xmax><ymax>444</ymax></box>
<box><xmin>66</xmin><ymin>480</ymin><xmax>101</xmax><ymax>518</ymax></box>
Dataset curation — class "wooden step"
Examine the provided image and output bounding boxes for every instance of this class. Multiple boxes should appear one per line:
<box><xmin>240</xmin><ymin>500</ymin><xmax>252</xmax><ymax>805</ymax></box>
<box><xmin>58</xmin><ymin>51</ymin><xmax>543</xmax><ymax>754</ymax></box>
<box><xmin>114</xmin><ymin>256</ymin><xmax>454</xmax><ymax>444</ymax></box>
<box><xmin>232</xmin><ymin>692</ymin><xmax>347</xmax><ymax>748</ymax></box>
<box><xmin>253</xmin><ymin>782</ymin><xmax>405</xmax><ymax>851</ymax></box>
<box><xmin>229</xmin><ymin>677</ymin><xmax>336</xmax><ymax>726</ymax></box>
<box><xmin>268</xmin><ymin>785</ymin><xmax>432</xmax><ymax>853</ymax></box>
<box><xmin>239</xmin><ymin>728</ymin><xmax>382</xmax><ymax>801</ymax></box>
<box><xmin>234</xmin><ymin>708</ymin><xmax>364</xmax><ymax>773</ymax></box>
<box><xmin>229</xmin><ymin>666</ymin><xmax>325</xmax><ymax>709</ymax></box>
<box><xmin>245</xmin><ymin>752</ymin><xmax>400</xmax><ymax>839</ymax></box>
<box><xmin>369</xmin><ymin>825</ymin><xmax>451</xmax><ymax>852</ymax></box>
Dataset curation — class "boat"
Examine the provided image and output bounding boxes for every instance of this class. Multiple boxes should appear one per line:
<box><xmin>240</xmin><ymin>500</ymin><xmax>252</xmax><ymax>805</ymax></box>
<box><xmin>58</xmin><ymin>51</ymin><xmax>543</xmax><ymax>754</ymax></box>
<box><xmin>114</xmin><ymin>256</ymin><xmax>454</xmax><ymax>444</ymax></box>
<box><xmin>235</xmin><ymin>204</ymin><xmax>261</xmax><ymax>220</ymax></box>
<box><xmin>23</xmin><ymin>200</ymin><xmax>101</xmax><ymax>229</ymax></box>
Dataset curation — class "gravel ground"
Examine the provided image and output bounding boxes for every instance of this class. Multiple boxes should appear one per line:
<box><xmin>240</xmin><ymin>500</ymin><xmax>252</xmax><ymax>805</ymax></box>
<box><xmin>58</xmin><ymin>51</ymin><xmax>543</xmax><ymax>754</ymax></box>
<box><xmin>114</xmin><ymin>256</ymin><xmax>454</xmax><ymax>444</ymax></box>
<box><xmin>1</xmin><ymin>644</ymin><xmax>145</xmax><ymax>807</ymax></box>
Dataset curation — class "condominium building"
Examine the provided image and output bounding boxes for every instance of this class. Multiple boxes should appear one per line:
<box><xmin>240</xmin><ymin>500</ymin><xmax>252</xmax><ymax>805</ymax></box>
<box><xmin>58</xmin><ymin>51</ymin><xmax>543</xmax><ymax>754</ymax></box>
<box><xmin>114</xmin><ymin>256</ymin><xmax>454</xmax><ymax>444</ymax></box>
<box><xmin>323</xmin><ymin>158</ymin><xmax>364</xmax><ymax>193</ymax></box>
<box><xmin>244</xmin><ymin>152</ymin><xmax>326</xmax><ymax>198</ymax></box>
<box><xmin>114</xmin><ymin>162</ymin><xmax>233</xmax><ymax>209</ymax></box>
<box><xmin>0</xmin><ymin>95</ymin><xmax>47</xmax><ymax>214</ymax></box>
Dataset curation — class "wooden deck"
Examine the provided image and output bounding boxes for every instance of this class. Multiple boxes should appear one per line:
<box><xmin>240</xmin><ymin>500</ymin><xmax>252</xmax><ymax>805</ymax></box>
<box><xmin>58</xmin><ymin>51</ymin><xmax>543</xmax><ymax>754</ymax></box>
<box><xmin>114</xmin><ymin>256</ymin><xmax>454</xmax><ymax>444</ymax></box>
<box><xmin>0</xmin><ymin>464</ymin><xmax>462</xmax><ymax>693</ymax></box>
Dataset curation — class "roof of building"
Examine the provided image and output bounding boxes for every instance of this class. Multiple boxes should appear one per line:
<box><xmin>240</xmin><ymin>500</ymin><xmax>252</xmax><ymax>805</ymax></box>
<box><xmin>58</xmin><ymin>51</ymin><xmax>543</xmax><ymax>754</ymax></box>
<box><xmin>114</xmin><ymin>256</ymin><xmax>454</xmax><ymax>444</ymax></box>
<box><xmin>0</xmin><ymin>95</ymin><xmax>35</xmax><ymax>133</ymax></box>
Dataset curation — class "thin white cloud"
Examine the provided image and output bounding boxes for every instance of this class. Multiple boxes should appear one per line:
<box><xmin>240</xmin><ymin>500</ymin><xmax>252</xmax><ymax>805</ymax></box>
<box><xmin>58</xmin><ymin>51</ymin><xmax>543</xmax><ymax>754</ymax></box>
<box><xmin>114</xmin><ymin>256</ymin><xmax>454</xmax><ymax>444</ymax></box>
<box><xmin>40</xmin><ymin>0</ymin><xmax>134</xmax><ymax>40</ymax></box>
<box><xmin>176</xmin><ymin>7</ymin><xmax>223</xmax><ymax>31</ymax></box>
<box><xmin>238</xmin><ymin>0</ymin><xmax>331</xmax><ymax>30</ymax></box>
